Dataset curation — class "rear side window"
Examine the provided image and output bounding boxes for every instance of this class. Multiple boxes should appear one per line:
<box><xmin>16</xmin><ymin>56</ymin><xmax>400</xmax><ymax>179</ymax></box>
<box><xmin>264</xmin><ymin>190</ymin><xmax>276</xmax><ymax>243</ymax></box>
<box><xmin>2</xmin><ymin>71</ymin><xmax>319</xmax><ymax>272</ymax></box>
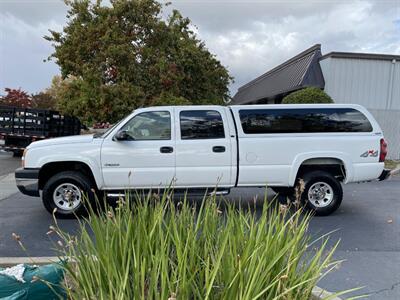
<box><xmin>180</xmin><ymin>110</ymin><xmax>225</xmax><ymax>139</ymax></box>
<box><xmin>239</xmin><ymin>108</ymin><xmax>373</xmax><ymax>134</ymax></box>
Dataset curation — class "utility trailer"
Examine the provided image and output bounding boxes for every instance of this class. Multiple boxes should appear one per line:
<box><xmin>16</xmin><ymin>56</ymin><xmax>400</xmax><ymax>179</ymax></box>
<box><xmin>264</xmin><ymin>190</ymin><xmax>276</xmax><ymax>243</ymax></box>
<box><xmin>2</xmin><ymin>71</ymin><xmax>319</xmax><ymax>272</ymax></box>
<box><xmin>0</xmin><ymin>106</ymin><xmax>81</xmax><ymax>155</ymax></box>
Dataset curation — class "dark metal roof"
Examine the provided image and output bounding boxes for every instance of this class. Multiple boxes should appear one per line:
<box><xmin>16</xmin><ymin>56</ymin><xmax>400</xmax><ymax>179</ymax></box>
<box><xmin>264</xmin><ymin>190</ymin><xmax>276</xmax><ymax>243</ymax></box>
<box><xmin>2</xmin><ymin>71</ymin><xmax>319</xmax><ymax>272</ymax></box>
<box><xmin>232</xmin><ymin>44</ymin><xmax>325</xmax><ymax>105</ymax></box>
<box><xmin>320</xmin><ymin>51</ymin><xmax>400</xmax><ymax>62</ymax></box>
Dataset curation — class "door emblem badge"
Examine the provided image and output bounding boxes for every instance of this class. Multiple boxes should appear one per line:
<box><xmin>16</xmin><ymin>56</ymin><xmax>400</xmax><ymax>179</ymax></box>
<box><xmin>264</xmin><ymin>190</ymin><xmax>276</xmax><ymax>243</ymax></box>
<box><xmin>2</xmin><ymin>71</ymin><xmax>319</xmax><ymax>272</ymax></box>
<box><xmin>104</xmin><ymin>163</ymin><xmax>120</xmax><ymax>167</ymax></box>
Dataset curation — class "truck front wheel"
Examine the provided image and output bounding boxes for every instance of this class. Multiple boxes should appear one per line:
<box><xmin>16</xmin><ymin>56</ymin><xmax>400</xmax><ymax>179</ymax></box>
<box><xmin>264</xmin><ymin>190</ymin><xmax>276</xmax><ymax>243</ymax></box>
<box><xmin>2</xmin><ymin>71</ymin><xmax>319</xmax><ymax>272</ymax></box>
<box><xmin>300</xmin><ymin>171</ymin><xmax>343</xmax><ymax>216</ymax></box>
<box><xmin>42</xmin><ymin>171</ymin><xmax>97</xmax><ymax>218</ymax></box>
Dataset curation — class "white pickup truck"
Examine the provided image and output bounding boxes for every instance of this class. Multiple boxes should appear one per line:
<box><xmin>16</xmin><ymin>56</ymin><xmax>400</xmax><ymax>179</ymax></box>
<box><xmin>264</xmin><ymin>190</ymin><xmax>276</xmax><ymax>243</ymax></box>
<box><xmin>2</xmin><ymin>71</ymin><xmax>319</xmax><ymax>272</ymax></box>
<box><xmin>15</xmin><ymin>104</ymin><xmax>390</xmax><ymax>218</ymax></box>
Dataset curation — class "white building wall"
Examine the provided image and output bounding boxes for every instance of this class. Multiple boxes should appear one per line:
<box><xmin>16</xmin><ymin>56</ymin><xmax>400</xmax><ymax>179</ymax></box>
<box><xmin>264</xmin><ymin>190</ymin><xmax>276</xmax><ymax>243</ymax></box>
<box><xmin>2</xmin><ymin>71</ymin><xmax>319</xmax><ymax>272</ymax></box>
<box><xmin>320</xmin><ymin>57</ymin><xmax>400</xmax><ymax>159</ymax></box>
<box><xmin>391</xmin><ymin>59</ymin><xmax>400</xmax><ymax>110</ymax></box>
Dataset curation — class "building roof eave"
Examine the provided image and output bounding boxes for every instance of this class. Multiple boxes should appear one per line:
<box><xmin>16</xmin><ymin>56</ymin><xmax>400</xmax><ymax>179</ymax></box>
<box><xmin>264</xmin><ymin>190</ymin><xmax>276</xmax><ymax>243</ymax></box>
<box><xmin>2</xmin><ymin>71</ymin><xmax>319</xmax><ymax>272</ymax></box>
<box><xmin>320</xmin><ymin>51</ymin><xmax>400</xmax><ymax>62</ymax></box>
<box><xmin>232</xmin><ymin>44</ymin><xmax>325</xmax><ymax>105</ymax></box>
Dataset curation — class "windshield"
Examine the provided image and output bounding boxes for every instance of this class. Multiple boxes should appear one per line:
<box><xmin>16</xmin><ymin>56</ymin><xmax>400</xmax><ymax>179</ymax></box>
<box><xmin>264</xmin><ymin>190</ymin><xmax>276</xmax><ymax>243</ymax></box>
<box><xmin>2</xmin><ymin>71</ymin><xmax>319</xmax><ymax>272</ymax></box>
<box><xmin>94</xmin><ymin>113</ymin><xmax>133</xmax><ymax>138</ymax></box>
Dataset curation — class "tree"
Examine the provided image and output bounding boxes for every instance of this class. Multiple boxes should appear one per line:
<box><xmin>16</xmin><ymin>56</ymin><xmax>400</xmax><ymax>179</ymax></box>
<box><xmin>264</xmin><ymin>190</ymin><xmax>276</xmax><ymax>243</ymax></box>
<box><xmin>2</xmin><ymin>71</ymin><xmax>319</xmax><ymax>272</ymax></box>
<box><xmin>282</xmin><ymin>87</ymin><xmax>333</xmax><ymax>104</ymax></box>
<box><xmin>0</xmin><ymin>88</ymin><xmax>32</xmax><ymax>108</ymax></box>
<box><xmin>44</xmin><ymin>75</ymin><xmax>88</xmax><ymax>116</ymax></box>
<box><xmin>32</xmin><ymin>91</ymin><xmax>57</xmax><ymax>110</ymax></box>
<box><xmin>1</xmin><ymin>87</ymin><xmax>58</xmax><ymax>110</ymax></box>
<box><xmin>45</xmin><ymin>0</ymin><xmax>232</xmax><ymax>123</ymax></box>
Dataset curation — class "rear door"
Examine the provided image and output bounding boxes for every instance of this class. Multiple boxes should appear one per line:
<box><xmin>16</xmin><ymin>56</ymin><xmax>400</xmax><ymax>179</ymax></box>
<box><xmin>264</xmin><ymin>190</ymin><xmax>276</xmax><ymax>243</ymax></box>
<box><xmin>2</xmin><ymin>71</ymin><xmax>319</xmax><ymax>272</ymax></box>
<box><xmin>174</xmin><ymin>107</ymin><xmax>234</xmax><ymax>188</ymax></box>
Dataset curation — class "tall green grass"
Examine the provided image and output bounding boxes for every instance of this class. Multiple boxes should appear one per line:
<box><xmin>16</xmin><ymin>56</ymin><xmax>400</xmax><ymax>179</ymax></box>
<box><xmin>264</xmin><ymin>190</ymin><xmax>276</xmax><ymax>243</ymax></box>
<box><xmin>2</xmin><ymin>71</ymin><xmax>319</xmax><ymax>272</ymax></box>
<box><xmin>54</xmin><ymin>191</ymin><xmax>343</xmax><ymax>300</ymax></box>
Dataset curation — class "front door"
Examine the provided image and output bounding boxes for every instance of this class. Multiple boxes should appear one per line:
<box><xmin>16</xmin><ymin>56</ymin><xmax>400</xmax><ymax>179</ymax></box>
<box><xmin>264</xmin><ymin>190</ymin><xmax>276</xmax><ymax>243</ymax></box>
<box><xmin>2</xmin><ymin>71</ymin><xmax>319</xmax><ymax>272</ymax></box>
<box><xmin>174</xmin><ymin>107</ymin><xmax>233</xmax><ymax>188</ymax></box>
<box><xmin>101</xmin><ymin>109</ymin><xmax>175</xmax><ymax>189</ymax></box>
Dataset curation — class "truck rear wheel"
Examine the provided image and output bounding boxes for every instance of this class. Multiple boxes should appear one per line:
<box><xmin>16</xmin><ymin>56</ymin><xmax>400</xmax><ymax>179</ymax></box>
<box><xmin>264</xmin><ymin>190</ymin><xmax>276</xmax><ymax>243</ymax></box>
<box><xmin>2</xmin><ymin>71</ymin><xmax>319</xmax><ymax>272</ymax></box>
<box><xmin>42</xmin><ymin>171</ymin><xmax>97</xmax><ymax>219</ymax></box>
<box><xmin>299</xmin><ymin>171</ymin><xmax>343</xmax><ymax>216</ymax></box>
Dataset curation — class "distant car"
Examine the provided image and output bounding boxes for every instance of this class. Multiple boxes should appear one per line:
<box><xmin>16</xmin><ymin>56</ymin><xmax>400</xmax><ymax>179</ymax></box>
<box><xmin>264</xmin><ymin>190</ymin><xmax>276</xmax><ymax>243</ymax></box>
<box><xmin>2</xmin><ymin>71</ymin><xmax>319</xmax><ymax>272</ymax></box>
<box><xmin>93</xmin><ymin>122</ymin><xmax>111</xmax><ymax>129</ymax></box>
<box><xmin>0</xmin><ymin>106</ymin><xmax>81</xmax><ymax>156</ymax></box>
<box><xmin>15</xmin><ymin>104</ymin><xmax>390</xmax><ymax>218</ymax></box>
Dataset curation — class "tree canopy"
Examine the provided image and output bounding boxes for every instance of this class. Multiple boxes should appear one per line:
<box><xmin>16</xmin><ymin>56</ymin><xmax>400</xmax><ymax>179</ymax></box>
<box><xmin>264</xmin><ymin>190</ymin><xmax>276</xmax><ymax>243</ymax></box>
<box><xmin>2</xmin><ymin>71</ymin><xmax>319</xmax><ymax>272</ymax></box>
<box><xmin>0</xmin><ymin>88</ymin><xmax>32</xmax><ymax>108</ymax></box>
<box><xmin>282</xmin><ymin>87</ymin><xmax>334</xmax><ymax>104</ymax></box>
<box><xmin>45</xmin><ymin>0</ymin><xmax>232</xmax><ymax>123</ymax></box>
<box><xmin>32</xmin><ymin>91</ymin><xmax>57</xmax><ymax>110</ymax></box>
<box><xmin>0</xmin><ymin>87</ymin><xmax>58</xmax><ymax>110</ymax></box>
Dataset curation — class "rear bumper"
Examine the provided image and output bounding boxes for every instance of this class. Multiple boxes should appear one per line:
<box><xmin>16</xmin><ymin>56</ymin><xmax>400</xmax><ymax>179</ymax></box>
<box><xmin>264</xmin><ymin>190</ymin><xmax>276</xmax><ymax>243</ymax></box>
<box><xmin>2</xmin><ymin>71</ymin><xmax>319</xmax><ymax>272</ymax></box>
<box><xmin>15</xmin><ymin>168</ymin><xmax>40</xmax><ymax>197</ymax></box>
<box><xmin>378</xmin><ymin>169</ymin><xmax>391</xmax><ymax>181</ymax></box>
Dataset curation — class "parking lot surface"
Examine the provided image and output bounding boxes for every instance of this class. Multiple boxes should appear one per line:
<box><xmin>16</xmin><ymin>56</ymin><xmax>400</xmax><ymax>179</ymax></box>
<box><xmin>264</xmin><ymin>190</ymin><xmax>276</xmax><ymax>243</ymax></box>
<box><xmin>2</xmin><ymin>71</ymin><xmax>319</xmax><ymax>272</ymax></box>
<box><xmin>0</xmin><ymin>151</ymin><xmax>399</xmax><ymax>299</ymax></box>
<box><xmin>0</xmin><ymin>151</ymin><xmax>20</xmax><ymax>176</ymax></box>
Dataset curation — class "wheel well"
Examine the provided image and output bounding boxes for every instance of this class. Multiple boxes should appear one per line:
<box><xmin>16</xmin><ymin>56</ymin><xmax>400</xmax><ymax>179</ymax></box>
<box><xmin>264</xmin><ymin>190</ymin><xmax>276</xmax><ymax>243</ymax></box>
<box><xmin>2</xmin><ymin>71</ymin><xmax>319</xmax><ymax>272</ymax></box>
<box><xmin>296</xmin><ymin>158</ymin><xmax>346</xmax><ymax>182</ymax></box>
<box><xmin>38</xmin><ymin>161</ymin><xmax>97</xmax><ymax>190</ymax></box>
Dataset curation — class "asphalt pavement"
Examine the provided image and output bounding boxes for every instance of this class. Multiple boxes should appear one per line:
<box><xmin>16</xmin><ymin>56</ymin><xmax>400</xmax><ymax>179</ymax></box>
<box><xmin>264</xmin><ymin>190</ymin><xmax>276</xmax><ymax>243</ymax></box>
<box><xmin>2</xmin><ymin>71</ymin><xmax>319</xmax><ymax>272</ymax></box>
<box><xmin>0</xmin><ymin>151</ymin><xmax>20</xmax><ymax>176</ymax></box>
<box><xmin>0</xmin><ymin>151</ymin><xmax>399</xmax><ymax>299</ymax></box>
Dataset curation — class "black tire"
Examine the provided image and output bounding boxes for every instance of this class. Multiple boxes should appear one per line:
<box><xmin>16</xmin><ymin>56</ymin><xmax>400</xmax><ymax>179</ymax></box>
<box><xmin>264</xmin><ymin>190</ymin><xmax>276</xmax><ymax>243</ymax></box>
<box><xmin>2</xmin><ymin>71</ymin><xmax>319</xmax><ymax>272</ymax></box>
<box><xmin>299</xmin><ymin>171</ymin><xmax>343</xmax><ymax>216</ymax></box>
<box><xmin>42</xmin><ymin>171</ymin><xmax>97</xmax><ymax>219</ymax></box>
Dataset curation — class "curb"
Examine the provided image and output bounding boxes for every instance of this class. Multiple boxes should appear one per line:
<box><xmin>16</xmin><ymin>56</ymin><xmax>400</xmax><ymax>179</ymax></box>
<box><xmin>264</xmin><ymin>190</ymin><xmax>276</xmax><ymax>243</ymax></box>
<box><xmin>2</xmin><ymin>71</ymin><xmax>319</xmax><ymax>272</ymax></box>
<box><xmin>0</xmin><ymin>256</ymin><xmax>62</xmax><ymax>267</ymax></box>
<box><xmin>0</xmin><ymin>257</ymin><xmax>341</xmax><ymax>299</ymax></box>
<box><xmin>311</xmin><ymin>286</ymin><xmax>342</xmax><ymax>300</ymax></box>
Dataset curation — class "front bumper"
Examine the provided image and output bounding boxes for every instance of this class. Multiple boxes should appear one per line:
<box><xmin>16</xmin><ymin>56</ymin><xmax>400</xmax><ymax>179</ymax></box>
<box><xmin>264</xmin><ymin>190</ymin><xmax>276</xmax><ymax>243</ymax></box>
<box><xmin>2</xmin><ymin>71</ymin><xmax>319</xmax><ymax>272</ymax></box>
<box><xmin>15</xmin><ymin>168</ymin><xmax>40</xmax><ymax>197</ymax></box>
<box><xmin>378</xmin><ymin>169</ymin><xmax>391</xmax><ymax>181</ymax></box>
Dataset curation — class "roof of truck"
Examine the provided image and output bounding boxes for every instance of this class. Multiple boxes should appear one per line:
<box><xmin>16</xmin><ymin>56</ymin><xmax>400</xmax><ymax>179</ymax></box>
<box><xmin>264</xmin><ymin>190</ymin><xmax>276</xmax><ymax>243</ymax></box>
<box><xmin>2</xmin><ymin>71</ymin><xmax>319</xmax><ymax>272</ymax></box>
<box><xmin>135</xmin><ymin>103</ymin><xmax>368</xmax><ymax>111</ymax></box>
<box><xmin>228</xmin><ymin>103</ymin><xmax>366</xmax><ymax>109</ymax></box>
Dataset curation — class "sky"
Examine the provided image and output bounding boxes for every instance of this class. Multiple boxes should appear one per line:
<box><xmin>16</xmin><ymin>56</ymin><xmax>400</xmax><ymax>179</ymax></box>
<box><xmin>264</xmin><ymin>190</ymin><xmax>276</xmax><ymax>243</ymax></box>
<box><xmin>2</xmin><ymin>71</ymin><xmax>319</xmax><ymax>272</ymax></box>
<box><xmin>0</xmin><ymin>0</ymin><xmax>399</xmax><ymax>97</ymax></box>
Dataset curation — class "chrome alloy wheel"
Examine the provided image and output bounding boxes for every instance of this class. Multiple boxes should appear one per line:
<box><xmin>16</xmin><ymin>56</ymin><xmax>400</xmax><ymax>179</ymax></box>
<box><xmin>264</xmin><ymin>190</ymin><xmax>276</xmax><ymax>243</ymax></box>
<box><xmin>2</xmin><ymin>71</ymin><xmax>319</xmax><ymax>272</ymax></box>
<box><xmin>53</xmin><ymin>183</ymin><xmax>82</xmax><ymax>211</ymax></box>
<box><xmin>307</xmin><ymin>182</ymin><xmax>334</xmax><ymax>208</ymax></box>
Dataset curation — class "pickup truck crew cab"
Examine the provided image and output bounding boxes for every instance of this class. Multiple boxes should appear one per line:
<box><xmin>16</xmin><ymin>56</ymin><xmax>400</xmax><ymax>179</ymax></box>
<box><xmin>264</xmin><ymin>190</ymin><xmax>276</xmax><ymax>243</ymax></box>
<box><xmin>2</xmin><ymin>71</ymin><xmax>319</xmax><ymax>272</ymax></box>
<box><xmin>15</xmin><ymin>104</ymin><xmax>390</xmax><ymax>218</ymax></box>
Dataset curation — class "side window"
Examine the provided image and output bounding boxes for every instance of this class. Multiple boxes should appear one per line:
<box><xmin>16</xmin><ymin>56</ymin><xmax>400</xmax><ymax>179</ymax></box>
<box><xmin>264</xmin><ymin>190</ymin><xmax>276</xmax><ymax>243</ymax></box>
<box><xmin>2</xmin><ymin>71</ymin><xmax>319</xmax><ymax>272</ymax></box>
<box><xmin>180</xmin><ymin>110</ymin><xmax>225</xmax><ymax>140</ymax></box>
<box><xmin>120</xmin><ymin>111</ymin><xmax>171</xmax><ymax>140</ymax></box>
<box><xmin>239</xmin><ymin>108</ymin><xmax>373</xmax><ymax>134</ymax></box>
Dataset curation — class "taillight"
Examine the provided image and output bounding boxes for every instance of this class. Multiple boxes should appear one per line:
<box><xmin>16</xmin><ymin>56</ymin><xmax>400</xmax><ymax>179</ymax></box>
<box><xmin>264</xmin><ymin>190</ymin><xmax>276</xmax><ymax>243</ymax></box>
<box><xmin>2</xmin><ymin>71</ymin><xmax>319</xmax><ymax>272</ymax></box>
<box><xmin>379</xmin><ymin>138</ymin><xmax>388</xmax><ymax>162</ymax></box>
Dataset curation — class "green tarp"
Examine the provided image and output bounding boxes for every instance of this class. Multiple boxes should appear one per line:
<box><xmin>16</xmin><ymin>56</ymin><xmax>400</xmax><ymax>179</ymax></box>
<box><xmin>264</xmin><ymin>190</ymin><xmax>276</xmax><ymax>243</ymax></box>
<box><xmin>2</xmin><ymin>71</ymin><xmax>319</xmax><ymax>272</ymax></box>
<box><xmin>0</xmin><ymin>263</ymin><xmax>65</xmax><ymax>300</ymax></box>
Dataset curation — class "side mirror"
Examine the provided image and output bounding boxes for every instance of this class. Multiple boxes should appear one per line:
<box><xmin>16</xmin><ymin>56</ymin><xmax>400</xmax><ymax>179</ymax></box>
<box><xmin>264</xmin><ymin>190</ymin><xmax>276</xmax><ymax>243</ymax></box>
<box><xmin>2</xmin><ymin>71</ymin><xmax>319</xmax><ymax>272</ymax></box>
<box><xmin>114</xmin><ymin>130</ymin><xmax>132</xmax><ymax>141</ymax></box>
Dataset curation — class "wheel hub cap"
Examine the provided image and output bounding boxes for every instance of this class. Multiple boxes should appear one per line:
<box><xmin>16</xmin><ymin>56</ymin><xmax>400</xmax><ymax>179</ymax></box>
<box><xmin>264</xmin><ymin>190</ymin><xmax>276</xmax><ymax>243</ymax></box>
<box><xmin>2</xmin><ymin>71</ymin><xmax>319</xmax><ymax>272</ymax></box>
<box><xmin>53</xmin><ymin>183</ymin><xmax>82</xmax><ymax>211</ymax></box>
<box><xmin>308</xmin><ymin>182</ymin><xmax>334</xmax><ymax>208</ymax></box>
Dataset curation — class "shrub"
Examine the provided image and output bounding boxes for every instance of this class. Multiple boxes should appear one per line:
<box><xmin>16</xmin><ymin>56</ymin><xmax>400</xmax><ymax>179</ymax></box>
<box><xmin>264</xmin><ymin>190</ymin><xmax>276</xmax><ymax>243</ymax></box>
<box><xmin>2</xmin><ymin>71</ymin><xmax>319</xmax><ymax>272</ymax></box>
<box><xmin>55</xmin><ymin>191</ymin><xmax>346</xmax><ymax>299</ymax></box>
<box><xmin>282</xmin><ymin>87</ymin><xmax>333</xmax><ymax>104</ymax></box>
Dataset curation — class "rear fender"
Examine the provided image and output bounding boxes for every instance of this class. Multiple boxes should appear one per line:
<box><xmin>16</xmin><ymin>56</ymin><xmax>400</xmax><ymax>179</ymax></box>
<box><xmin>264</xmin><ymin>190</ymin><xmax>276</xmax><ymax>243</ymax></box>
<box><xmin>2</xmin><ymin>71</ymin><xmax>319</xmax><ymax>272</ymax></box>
<box><xmin>289</xmin><ymin>152</ymin><xmax>353</xmax><ymax>186</ymax></box>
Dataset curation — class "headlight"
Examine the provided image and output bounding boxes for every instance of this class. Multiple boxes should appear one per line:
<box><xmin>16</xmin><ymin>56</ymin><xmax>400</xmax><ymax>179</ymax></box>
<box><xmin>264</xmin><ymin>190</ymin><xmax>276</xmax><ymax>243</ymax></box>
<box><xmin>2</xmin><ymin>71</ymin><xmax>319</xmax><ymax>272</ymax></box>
<box><xmin>21</xmin><ymin>149</ymin><xmax>28</xmax><ymax>168</ymax></box>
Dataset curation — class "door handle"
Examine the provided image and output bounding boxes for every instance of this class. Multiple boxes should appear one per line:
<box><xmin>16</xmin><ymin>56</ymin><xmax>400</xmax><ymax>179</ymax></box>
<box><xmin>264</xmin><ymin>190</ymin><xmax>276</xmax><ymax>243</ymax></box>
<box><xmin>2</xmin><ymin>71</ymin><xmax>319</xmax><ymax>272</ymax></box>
<box><xmin>160</xmin><ymin>146</ymin><xmax>173</xmax><ymax>153</ymax></box>
<box><xmin>212</xmin><ymin>146</ymin><xmax>225</xmax><ymax>153</ymax></box>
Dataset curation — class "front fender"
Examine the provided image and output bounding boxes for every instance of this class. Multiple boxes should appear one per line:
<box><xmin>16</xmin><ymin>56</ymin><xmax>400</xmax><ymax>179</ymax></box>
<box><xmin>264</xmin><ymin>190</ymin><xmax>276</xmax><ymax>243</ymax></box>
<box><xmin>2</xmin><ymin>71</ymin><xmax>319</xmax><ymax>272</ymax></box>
<box><xmin>24</xmin><ymin>145</ymin><xmax>104</xmax><ymax>189</ymax></box>
<box><xmin>289</xmin><ymin>152</ymin><xmax>354</xmax><ymax>186</ymax></box>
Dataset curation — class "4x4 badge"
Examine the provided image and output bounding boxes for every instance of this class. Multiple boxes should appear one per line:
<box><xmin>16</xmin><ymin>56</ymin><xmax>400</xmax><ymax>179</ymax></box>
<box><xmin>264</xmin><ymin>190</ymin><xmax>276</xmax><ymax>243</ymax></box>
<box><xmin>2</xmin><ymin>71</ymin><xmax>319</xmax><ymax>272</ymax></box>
<box><xmin>360</xmin><ymin>150</ymin><xmax>378</xmax><ymax>158</ymax></box>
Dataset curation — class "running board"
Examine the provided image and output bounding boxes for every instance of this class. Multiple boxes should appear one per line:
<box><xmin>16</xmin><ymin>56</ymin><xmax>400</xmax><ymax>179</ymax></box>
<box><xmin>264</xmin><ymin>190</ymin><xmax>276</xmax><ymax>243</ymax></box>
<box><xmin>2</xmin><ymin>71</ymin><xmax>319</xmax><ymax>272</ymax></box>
<box><xmin>106</xmin><ymin>189</ymin><xmax>231</xmax><ymax>198</ymax></box>
<box><xmin>208</xmin><ymin>190</ymin><xmax>230</xmax><ymax>196</ymax></box>
<box><xmin>107</xmin><ymin>193</ymin><xmax>125</xmax><ymax>198</ymax></box>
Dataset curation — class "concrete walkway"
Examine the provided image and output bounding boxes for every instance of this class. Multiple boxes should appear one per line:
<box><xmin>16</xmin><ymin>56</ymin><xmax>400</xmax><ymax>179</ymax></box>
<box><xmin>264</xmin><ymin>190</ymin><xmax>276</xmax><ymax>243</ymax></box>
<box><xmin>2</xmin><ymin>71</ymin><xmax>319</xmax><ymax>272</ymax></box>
<box><xmin>0</xmin><ymin>173</ymin><xmax>18</xmax><ymax>201</ymax></box>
